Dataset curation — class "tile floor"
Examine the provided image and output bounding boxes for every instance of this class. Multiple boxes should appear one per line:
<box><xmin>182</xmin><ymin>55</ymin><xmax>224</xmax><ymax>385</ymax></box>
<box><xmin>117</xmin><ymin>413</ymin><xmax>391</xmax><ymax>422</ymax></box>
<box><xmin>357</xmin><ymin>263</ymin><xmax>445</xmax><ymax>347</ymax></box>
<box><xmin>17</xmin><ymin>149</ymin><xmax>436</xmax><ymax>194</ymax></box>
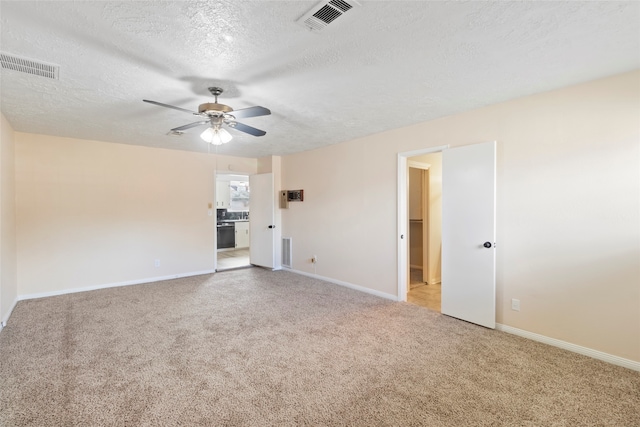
<box><xmin>407</xmin><ymin>268</ymin><xmax>441</xmax><ymax>312</ymax></box>
<box><xmin>217</xmin><ymin>248</ymin><xmax>250</xmax><ymax>271</ymax></box>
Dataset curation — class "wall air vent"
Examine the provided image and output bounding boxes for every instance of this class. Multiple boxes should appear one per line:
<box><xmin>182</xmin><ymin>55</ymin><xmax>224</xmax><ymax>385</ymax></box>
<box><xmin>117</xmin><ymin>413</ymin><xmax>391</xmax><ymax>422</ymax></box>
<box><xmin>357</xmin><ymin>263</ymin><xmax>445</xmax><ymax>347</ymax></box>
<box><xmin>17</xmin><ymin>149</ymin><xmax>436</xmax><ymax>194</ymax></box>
<box><xmin>282</xmin><ymin>237</ymin><xmax>292</xmax><ymax>268</ymax></box>
<box><xmin>0</xmin><ymin>52</ymin><xmax>59</xmax><ymax>80</ymax></box>
<box><xmin>297</xmin><ymin>0</ymin><xmax>361</xmax><ymax>32</ymax></box>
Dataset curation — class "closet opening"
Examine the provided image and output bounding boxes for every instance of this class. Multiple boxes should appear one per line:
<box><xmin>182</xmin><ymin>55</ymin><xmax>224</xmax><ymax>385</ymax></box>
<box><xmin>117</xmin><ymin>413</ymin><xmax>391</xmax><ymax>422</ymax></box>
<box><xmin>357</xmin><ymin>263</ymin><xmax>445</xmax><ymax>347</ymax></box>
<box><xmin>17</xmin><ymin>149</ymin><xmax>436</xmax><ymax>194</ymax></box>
<box><xmin>407</xmin><ymin>153</ymin><xmax>442</xmax><ymax>311</ymax></box>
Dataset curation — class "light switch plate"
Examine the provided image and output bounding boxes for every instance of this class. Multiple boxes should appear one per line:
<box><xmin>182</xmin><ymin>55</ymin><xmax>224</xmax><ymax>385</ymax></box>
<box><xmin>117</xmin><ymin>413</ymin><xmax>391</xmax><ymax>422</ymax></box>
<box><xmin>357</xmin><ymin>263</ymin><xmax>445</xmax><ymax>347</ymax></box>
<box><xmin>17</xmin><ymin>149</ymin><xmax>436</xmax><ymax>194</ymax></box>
<box><xmin>280</xmin><ymin>191</ymin><xmax>289</xmax><ymax>209</ymax></box>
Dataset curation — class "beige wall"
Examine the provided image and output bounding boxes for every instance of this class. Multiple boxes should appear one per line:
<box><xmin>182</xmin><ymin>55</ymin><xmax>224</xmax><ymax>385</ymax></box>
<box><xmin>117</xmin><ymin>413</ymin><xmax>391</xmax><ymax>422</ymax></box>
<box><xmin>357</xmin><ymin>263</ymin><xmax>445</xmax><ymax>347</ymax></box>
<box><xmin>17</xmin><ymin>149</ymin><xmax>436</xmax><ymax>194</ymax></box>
<box><xmin>0</xmin><ymin>113</ymin><xmax>18</xmax><ymax>324</ymax></box>
<box><xmin>15</xmin><ymin>134</ymin><xmax>256</xmax><ymax>296</ymax></box>
<box><xmin>282</xmin><ymin>139</ymin><xmax>395</xmax><ymax>294</ymax></box>
<box><xmin>282</xmin><ymin>70</ymin><xmax>640</xmax><ymax>362</ymax></box>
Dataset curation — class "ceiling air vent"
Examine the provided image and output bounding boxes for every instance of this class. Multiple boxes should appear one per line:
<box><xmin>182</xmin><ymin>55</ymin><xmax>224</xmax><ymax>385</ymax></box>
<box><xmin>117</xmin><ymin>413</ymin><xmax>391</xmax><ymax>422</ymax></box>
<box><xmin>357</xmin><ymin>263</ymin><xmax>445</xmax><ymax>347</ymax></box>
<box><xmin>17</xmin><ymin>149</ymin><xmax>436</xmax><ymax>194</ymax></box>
<box><xmin>297</xmin><ymin>0</ymin><xmax>361</xmax><ymax>32</ymax></box>
<box><xmin>0</xmin><ymin>52</ymin><xmax>59</xmax><ymax>80</ymax></box>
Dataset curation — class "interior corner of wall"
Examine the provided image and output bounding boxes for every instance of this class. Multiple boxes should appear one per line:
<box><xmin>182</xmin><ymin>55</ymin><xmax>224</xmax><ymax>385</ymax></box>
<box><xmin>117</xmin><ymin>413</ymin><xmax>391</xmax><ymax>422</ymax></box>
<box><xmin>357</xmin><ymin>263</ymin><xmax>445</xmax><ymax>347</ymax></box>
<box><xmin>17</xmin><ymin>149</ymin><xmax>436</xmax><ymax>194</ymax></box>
<box><xmin>257</xmin><ymin>156</ymin><xmax>273</xmax><ymax>174</ymax></box>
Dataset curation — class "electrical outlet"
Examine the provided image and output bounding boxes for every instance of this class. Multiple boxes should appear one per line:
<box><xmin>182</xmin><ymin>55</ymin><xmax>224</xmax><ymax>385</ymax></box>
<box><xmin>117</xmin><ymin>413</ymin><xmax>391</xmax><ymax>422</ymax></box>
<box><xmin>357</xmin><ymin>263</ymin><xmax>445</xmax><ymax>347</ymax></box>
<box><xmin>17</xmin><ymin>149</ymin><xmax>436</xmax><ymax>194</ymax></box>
<box><xmin>511</xmin><ymin>298</ymin><xmax>520</xmax><ymax>311</ymax></box>
<box><xmin>311</xmin><ymin>255</ymin><xmax>317</xmax><ymax>264</ymax></box>
<box><xmin>154</xmin><ymin>259</ymin><xmax>160</xmax><ymax>268</ymax></box>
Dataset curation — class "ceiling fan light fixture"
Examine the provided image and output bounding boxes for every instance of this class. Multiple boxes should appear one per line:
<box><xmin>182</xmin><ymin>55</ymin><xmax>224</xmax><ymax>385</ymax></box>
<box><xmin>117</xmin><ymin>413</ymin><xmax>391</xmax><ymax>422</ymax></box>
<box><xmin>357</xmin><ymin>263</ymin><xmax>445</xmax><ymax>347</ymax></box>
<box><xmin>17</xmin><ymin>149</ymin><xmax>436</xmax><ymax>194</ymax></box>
<box><xmin>201</xmin><ymin>126</ymin><xmax>232</xmax><ymax>145</ymax></box>
<box><xmin>144</xmin><ymin>86</ymin><xmax>270</xmax><ymax>142</ymax></box>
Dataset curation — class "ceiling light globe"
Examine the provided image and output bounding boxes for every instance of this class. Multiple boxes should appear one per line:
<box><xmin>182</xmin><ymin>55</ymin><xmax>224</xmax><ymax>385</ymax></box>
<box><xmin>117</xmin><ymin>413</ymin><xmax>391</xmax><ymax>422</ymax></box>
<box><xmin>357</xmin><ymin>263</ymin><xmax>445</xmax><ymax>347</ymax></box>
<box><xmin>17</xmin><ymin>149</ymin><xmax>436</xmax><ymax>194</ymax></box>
<box><xmin>200</xmin><ymin>127</ymin><xmax>215</xmax><ymax>143</ymax></box>
<box><xmin>200</xmin><ymin>127</ymin><xmax>232</xmax><ymax>145</ymax></box>
<box><xmin>219</xmin><ymin>128</ymin><xmax>232</xmax><ymax>144</ymax></box>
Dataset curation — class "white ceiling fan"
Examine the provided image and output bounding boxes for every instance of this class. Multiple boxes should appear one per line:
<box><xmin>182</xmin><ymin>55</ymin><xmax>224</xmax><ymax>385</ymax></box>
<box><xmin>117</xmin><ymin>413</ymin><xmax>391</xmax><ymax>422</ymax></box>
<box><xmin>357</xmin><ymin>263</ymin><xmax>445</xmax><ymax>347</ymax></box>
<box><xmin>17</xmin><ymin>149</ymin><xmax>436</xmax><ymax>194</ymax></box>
<box><xmin>143</xmin><ymin>87</ymin><xmax>271</xmax><ymax>145</ymax></box>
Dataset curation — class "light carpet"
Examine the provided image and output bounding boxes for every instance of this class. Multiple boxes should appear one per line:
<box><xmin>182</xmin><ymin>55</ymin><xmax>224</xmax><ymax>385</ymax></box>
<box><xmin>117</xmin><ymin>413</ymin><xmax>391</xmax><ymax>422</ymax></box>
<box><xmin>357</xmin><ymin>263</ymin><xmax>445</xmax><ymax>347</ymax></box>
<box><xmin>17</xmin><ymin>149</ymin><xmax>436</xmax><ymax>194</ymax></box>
<box><xmin>1</xmin><ymin>268</ymin><xmax>638</xmax><ymax>426</ymax></box>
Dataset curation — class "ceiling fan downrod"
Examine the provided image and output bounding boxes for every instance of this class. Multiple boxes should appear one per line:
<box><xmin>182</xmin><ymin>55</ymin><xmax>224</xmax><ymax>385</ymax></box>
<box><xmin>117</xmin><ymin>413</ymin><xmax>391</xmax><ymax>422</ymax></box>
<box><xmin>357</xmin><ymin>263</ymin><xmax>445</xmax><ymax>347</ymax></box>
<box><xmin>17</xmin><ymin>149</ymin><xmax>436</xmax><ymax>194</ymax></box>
<box><xmin>208</xmin><ymin>87</ymin><xmax>223</xmax><ymax>104</ymax></box>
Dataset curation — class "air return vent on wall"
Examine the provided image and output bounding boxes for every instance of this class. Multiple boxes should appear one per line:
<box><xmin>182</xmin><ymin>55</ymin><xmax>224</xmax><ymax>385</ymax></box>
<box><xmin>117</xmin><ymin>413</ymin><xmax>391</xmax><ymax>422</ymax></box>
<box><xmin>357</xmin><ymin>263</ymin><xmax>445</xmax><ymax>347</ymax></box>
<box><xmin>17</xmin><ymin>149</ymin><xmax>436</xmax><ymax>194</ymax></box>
<box><xmin>296</xmin><ymin>0</ymin><xmax>361</xmax><ymax>32</ymax></box>
<box><xmin>0</xmin><ymin>52</ymin><xmax>59</xmax><ymax>80</ymax></box>
<box><xmin>282</xmin><ymin>237</ymin><xmax>292</xmax><ymax>268</ymax></box>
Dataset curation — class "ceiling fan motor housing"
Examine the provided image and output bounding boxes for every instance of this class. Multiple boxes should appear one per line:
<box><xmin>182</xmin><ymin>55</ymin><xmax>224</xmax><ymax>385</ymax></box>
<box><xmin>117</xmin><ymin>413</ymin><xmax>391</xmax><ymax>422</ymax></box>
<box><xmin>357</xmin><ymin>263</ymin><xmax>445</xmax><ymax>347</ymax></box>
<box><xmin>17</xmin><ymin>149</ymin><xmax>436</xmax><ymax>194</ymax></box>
<box><xmin>198</xmin><ymin>102</ymin><xmax>233</xmax><ymax>115</ymax></box>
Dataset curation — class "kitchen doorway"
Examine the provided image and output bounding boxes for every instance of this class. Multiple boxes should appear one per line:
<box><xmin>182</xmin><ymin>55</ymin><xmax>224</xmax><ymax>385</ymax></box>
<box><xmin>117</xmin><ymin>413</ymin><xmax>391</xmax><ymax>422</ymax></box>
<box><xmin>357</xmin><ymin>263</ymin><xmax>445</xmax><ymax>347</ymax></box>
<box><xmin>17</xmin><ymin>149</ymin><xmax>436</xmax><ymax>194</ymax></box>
<box><xmin>407</xmin><ymin>153</ymin><xmax>442</xmax><ymax>311</ymax></box>
<box><xmin>216</xmin><ymin>174</ymin><xmax>251</xmax><ymax>271</ymax></box>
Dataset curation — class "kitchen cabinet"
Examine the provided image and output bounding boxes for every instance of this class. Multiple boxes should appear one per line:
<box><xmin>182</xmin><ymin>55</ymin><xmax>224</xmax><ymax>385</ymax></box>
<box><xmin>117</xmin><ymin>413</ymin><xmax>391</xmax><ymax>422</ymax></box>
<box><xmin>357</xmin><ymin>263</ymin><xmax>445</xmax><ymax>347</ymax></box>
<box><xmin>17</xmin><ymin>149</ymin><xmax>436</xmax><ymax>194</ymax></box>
<box><xmin>235</xmin><ymin>221</ymin><xmax>250</xmax><ymax>249</ymax></box>
<box><xmin>216</xmin><ymin>181</ymin><xmax>230</xmax><ymax>208</ymax></box>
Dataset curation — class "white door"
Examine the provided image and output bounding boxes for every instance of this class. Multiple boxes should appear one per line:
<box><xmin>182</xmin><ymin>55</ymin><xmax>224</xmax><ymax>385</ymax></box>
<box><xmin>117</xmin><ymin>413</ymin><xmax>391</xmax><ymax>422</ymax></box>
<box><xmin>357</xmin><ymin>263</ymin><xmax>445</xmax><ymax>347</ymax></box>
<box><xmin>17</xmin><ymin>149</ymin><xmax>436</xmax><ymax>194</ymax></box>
<box><xmin>441</xmin><ymin>141</ymin><xmax>496</xmax><ymax>328</ymax></box>
<box><xmin>249</xmin><ymin>173</ymin><xmax>275</xmax><ymax>269</ymax></box>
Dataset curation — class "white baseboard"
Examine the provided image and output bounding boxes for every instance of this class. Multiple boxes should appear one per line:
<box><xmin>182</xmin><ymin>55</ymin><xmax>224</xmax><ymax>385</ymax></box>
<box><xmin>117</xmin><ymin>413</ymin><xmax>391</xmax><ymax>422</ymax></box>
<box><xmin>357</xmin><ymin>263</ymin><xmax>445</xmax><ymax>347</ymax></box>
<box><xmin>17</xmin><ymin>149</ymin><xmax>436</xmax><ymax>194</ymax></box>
<box><xmin>286</xmin><ymin>268</ymin><xmax>398</xmax><ymax>301</ymax></box>
<box><xmin>17</xmin><ymin>270</ymin><xmax>216</xmax><ymax>302</ymax></box>
<box><xmin>1</xmin><ymin>297</ymin><xmax>18</xmax><ymax>329</ymax></box>
<box><xmin>496</xmin><ymin>323</ymin><xmax>640</xmax><ymax>372</ymax></box>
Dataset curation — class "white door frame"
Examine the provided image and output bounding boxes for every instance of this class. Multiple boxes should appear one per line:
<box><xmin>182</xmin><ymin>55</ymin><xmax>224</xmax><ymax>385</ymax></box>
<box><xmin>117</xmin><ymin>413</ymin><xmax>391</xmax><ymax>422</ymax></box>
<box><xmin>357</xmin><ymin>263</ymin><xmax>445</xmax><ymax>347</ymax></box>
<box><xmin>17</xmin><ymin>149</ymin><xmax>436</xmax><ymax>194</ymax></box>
<box><xmin>213</xmin><ymin>172</ymin><xmax>219</xmax><ymax>272</ymax></box>
<box><xmin>398</xmin><ymin>145</ymin><xmax>449</xmax><ymax>301</ymax></box>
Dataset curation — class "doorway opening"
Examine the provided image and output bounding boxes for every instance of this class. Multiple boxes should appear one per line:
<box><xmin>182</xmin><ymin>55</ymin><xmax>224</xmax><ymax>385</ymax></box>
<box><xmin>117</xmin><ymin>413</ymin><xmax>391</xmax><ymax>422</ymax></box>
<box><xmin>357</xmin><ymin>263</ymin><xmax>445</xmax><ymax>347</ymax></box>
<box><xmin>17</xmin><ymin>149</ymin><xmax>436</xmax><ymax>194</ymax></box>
<box><xmin>398</xmin><ymin>141</ymin><xmax>497</xmax><ymax>328</ymax></box>
<box><xmin>397</xmin><ymin>145</ymin><xmax>447</xmax><ymax>302</ymax></box>
<box><xmin>216</xmin><ymin>174</ymin><xmax>251</xmax><ymax>271</ymax></box>
<box><xmin>407</xmin><ymin>152</ymin><xmax>442</xmax><ymax>311</ymax></box>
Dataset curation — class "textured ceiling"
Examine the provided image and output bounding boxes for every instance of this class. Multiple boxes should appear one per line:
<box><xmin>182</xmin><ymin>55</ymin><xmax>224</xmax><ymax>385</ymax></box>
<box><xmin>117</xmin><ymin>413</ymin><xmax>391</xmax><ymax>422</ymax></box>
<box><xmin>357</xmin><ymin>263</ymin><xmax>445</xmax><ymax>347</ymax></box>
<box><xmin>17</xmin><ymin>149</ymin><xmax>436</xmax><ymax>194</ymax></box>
<box><xmin>1</xmin><ymin>1</ymin><xmax>638</xmax><ymax>158</ymax></box>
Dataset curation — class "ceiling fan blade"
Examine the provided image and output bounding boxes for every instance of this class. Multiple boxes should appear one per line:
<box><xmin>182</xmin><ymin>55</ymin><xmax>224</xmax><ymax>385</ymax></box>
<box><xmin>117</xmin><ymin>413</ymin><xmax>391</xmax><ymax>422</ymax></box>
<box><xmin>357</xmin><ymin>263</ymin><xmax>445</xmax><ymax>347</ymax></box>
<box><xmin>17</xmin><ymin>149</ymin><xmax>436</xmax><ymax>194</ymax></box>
<box><xmin>143</xmin><ymin>99</ymin><xmax>197</xmax><ymax>114</ymax></box>
<box><xmin>171</xmin><ymin>121</ymin><xmax>210</xmax><ymax>132</ymax></box>
<box><xmin>230</xmin><ymin>121</ymin><xmax>267</xmax><ymax>137</ymax></box>
<box><xmin>230</xmin><ymin>106</ymin><xmax>271</xmax><ymax>119</ymax></box>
